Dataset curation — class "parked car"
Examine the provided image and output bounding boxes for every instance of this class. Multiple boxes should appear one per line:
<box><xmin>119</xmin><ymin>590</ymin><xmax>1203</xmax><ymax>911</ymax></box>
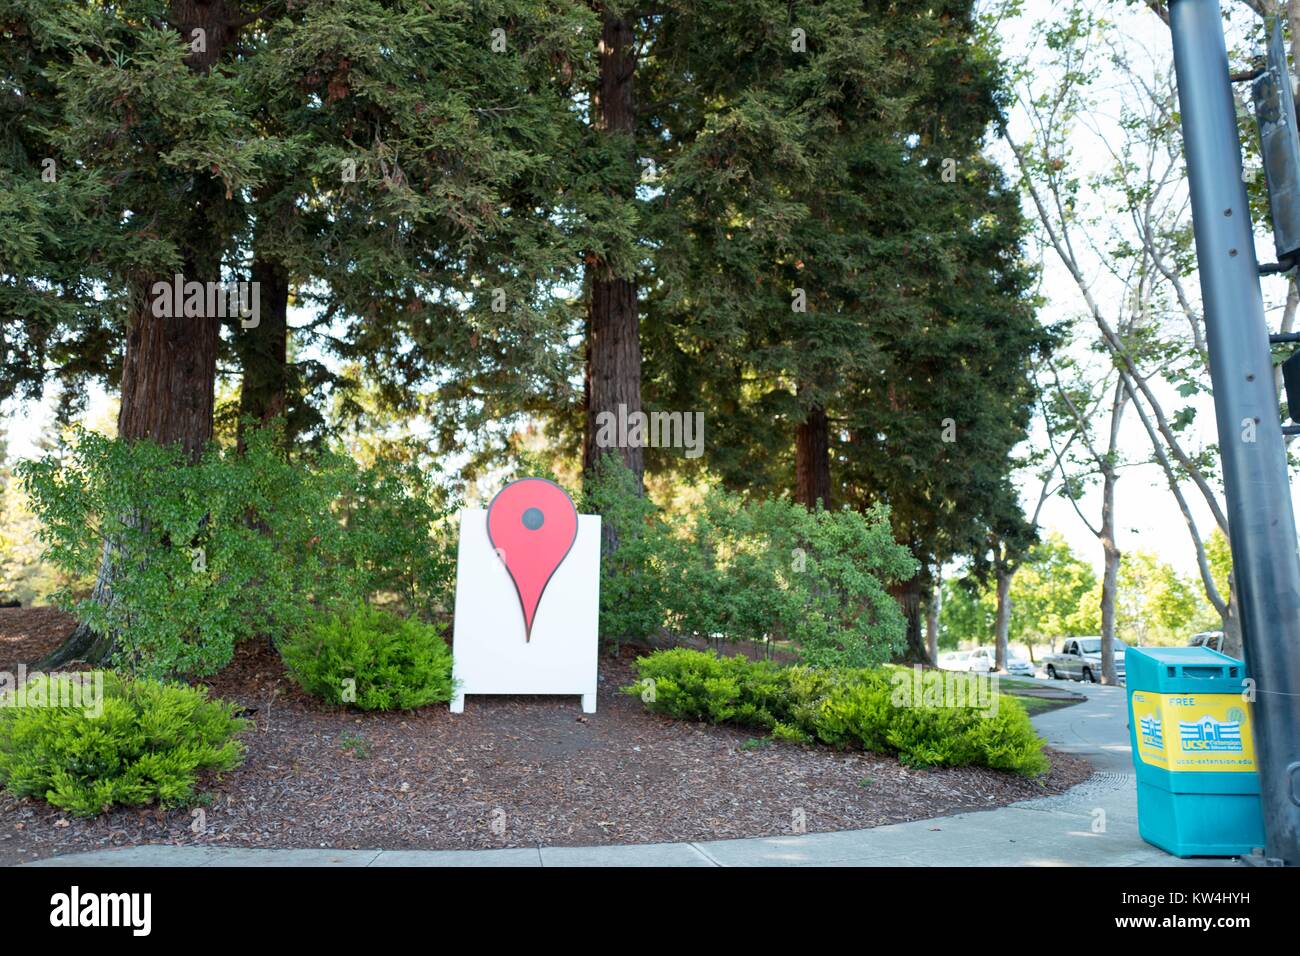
<box><xmin>1005</xmin><ymin>652</ymin><xmax>1037</xmax><ymax>677</ymax></box>
<box><xmin>971</xmin><ymin>647</ymin><xmax>1037</xmax><ymax>675</ymax></box>
<box><xmin>966</xmin><ymin>647</ymin><xmax>996</xmax><ymax>673</ymax></box>
<box><xmin>1043</xmin><ymin>636</ymin><xmax>1126</xmax><ymax>683</ymax></box>
<box><xmin>939</xmin><ymin>647</ymin><xmax>1034</xmax><ymax>675</ymax></box>
<box><xmin>937</xmin><ymin>650</ymin><xmax>974</xmax><ymax>672</ymax></box>
<box><xmin>939</xmin><ymin>650</ymin><xmax>995</xmax><ymax>672</ymax></box>
<box><xmin>1189</xmin><ymin>631</ymin><xmax>1225</xmax><ymax>652</ymax></box>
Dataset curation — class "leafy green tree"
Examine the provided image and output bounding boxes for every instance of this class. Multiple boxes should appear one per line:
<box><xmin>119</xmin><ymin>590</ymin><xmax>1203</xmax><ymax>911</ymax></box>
<box><xmin>1113</xmin><ymin>549</ymin><xmax>1214</xmax><ymax>646</ymax></box>
<box><xmin>938</xmin><ymin>576</ymin><xmax>996</xmax><ymax>651</ymax></box>
<box><xmin>6</xmin><ymin>1</ymin><xmax>293</xmax><ymax>665</ymax></box>
<box><xmin>586</xmin><ymin>457</ymin><xmax>917</xmax><ymax>665</ymax></box>
<box><xmin>250</xmin><ymin>0</ymin><xmax>597</xmax><ymax>459</ymax></box>
<box><xmin>1011</xmin><ymin>533</ymin><xmax>1099</xmax><ymax>648</ymax></box>
<box><xmin>941</xmin><ymin>532</ymin><xmax>1099</xmax><ymax>656</ymax></box>
<box><xmin>0</xmin><ymin>461</ymin><xmax>68</xmax><ymax>606</ymax></box>
<box><xmin>8</xmin><ymin>1</ymin><xmax>596</xmax><ymax>665</ymax></box>
<box><xmin>18</xmin><ymin>426</ymin><xmax>456</xmax><ymax>678</ymax></box>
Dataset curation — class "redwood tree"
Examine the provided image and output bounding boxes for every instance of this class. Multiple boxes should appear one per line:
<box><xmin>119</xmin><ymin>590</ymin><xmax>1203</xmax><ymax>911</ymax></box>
<box><xmin>580</xmin><ymin>4</ymin><xmax>645</xmax><ymax>489</ymax></box>
<box><xmin>10</xmin><ymin>0</ymin><xmax>281</xmax><ymax>665</ymax></box>
<box><xmin>637</xmin><ymin>1</ymin><xmax>1048</xmax><ymax>659</ymax></box>
<box><xmin>249</xmin><ymin>0</ymin><xmax>596</xmax><ymax>467</ymax></box>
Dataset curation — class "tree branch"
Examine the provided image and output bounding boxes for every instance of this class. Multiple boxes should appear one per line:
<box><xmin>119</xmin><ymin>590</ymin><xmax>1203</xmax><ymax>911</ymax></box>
<box><xmin>1121</xmin><ymin>371</ymin><xmax>1227</xmax><ymax>615</ymax></box>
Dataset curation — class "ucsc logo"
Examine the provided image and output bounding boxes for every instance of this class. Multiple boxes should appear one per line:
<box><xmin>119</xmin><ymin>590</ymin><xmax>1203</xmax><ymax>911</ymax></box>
<box><xmin>1179</xmin><ymin>713</ymin><xmax>1244</xmax><ymax>753</ymax></box>
<box><xmin>1139</xmin><ymin>713</ymin><xmax>1164</xmax><ymax>749</ymax></box>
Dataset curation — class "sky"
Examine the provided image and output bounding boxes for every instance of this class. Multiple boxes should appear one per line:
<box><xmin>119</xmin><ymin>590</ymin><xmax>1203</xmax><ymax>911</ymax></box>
<box><xmin>4</xmin><ymin>0</ymin><xmax>1297</xmax><ymax>586</ymax></box>
<box><xmin>994</xmin><ymin>0</ymin><xmax>1300</xmax><ymax>582</ymax></box>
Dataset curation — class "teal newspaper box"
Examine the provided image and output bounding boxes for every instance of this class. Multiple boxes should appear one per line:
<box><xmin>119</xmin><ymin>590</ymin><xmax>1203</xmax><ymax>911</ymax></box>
<box><xmin>1125</xmin><ymin>645</ymin><xmax>1265</xmax><ymax>857</ymax></box>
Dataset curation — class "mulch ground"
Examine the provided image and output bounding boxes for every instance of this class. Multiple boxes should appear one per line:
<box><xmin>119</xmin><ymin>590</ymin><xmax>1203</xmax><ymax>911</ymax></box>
<box><xmin>0</xmin><ymin>607</ymin><xmax>1092</xmax><ymax>866</ymax></box>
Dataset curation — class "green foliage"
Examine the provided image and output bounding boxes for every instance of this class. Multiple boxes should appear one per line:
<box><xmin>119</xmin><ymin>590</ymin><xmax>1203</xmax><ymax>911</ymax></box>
<box><xmin>280</xmin><ymin>604</ymin><xmax>455</xmax><ymax>711</ymax></box>
<box><xmin>942</xmin><ymin>533</ymin><xmax>1220</xmax><ymax>649</ymax></box>
<box><xmin>585</xmin><ymin>457</ymin><xmax>917</xmax><ymax>666</ymax></box>
<box><xmin>0</xmin><ymin>672</ymin><xmax>248</xmax><ymax>817</ymax></box>
<box><xmin>1011</xmin><ymin>533</ymin><xmax>1101</xmax><ymax>641</ymax></box>
<box><xmin>335</xmin><ymin>455</ymin><xmax>458</xmax><ymax>620</ymax></box>
<box><xmin>627</xmin><ymin>648</ymin><xmax>1049</xmax><ymax>775</ymax></box>
<box><xmin>1</xmin><ymin>0</ymin><xmax>598</xmax><ymax>447</ymax></box>
<box><xmin>942</xmin><ymin>532</ymin><xmax>1099</xmax><ymax>648</ymax></box>
<box><xmin>0</xmin><ymin>442</ymin><xmax>80</xmax><ymax>605</ymax></box>
<box><xmin>1205</xmin><ymin>528</ymin><xmax>1232</xmax><ymax>607</ymax></box>
<box><xmin>641</xmin><ymin>1</ymin><xmax>1046</xmax><ymax>592</ymax></box>
<box><xmin>674</xmin><ymin>495</ymin><xmax>918</xmax><ymax>668</ymax></box>
<box><xmin>1113</xmin><ymin>549</ymin><xmax>1216</xmax><ymax>645</ymax></box>
<box><xmin>253</xmin><ymin>0</ymin><xmax>601</xmax><ymax>455</ymax></box>
<box><xmin>938</xmin><ymin>577</ymin><xmax>996</xmax><ymax>651</ymax></box>
<box><xmin>17</xmin><ymin>427</ymin><xmax>455</xmax><ymax>679</ymax></box>
<box><xmin>580</xmin><ymin>455</ymin><xmax>677</xmax><ymax>647</ymax></box>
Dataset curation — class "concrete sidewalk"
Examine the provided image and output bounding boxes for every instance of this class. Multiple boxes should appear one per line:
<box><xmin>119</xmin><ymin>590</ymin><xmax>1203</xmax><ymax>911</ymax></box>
<box><xmin>24</xmin><ymin>680</ymin><xmax>1231</xmax><ymax>867</ymax></box>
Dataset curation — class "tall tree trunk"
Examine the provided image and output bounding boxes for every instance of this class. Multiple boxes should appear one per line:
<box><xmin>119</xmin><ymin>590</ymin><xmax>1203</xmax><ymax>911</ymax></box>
<box><xmin>582</xmin><ymin>10</ymin><xmax>643</xmax><ymax>495</ymax></box>
<box><xmin>994</xmin><ymin>566</ymin><xmax>1012</xmax><ymax>672</ymax></box>
<box><xmin>1222</xmin><ymin>572</ymin><xmax>1244</xmax><ymax>659</ymax></box>
<box><xmin>118</xmin><ymin>299</ymin><xmax>220</xmax><ymax>458</ymax></box>
<box><xmin>925</xmin><ymin>573</ymin><xmax>941</xmax><ymax>664</ymax></box>
<box><xmin>236</xmin><ymin>258</ymin><xmax>290</xmax><ymax>452</ymax></box>
<box><xmin>795</xmin><ymin>404</ymin><xmax>831</xmax><ymax>510</ymax></box>
<box><xmin>36</xmin><ymin>0</ymin><xmax>232</xmax><ymax>669</ymax></box>
<box><xmin>1099</xmin><ymin>468</ymin><xmax>1121</xmax><ymax>685</ymax></box>
<box><xmin>891</xmin><ymin>576</ymin><xmax>930</xmax><ymax>664</ymax></box>
<box><xmin>1094</xmin><ymin>378</ymin><xmax>1127</xmax><ymax>686</ymax></box>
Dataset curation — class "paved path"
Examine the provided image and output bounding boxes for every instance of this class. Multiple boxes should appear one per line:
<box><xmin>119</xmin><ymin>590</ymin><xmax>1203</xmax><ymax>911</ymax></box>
<box><xmin>24</xmin><ymin>679</ymin><xmax>1234</xmax><ymax>867</ymax></box>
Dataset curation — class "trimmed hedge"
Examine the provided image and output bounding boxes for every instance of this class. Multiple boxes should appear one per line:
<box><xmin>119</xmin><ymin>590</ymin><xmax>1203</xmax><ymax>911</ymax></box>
<box><xmin>0</xmin><ymin>673</ymin><xmax>248</xmax><ymax>816</ymax></box>
<box><xmin>625</xmin><ymin>648</ymin><xmax>1050</xmax><ymax>775</ymax></box>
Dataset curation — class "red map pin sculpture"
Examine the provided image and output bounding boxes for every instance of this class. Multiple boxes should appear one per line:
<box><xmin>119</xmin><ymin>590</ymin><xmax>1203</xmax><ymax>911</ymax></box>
<box><xmin>486</xmin><ymin>478</ymin><xmax>579</xmax><ymax>641</ymax></box>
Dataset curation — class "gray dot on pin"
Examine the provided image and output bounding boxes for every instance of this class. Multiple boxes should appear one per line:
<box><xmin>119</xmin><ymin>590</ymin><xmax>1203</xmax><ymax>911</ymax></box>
<box><xmin>522</xmin><ymin>507</ymin><xmax>544</xmax><ymax>530</ymax></box>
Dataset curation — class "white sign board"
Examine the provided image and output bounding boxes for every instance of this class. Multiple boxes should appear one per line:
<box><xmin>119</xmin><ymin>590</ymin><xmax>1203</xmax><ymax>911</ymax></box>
<box><xmin>450</xmin><ymin>506</ymin><xmax>601</xmax><ymax>713</ymax></box>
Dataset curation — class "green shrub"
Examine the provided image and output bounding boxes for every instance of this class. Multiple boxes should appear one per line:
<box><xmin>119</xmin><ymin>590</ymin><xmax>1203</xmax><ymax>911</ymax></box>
<box><xmin>0</xmin><ymin>673</ymin><xmax>248</xmax><ymax>816</ymax></box>
<box><xmin>626</xmin><ymin>648</ymin><xmax>1049</xmax><ymax>775</ymax></box>
<box><xmin>580</xmin><ymin>454</ymin><xmax>680</xmax><ymax>645</ymax></box>
<box><xmin>585</xmin><ymin>457</ymin><xmax>918</xmax><ymax>666</ymax></box>
<box><xmin>672</xmin><ymin>494</ymin><xmax>918</xmax><ymax>667</ymax></box>
<box><xmin>280</xmin><ymin>604</ymin><xmax>455</xmax><ymax>711</ymax></box>
<box><xmin>330</xmin><ymin>454</ymin><xmax>458</xmax><ymax>620</ymax></box>
<box><xmin>17</xmin><ymin>426</ymin><xmax>456</xmax><ymax>679</ymax></box>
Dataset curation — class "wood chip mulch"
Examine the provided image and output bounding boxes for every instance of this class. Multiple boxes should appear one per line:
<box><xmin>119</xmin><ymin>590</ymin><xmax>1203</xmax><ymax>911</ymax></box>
<box><xmin>0</xmin><ymin>607</ymin><xmax>1092</xmax><ymax>865</ymax></box>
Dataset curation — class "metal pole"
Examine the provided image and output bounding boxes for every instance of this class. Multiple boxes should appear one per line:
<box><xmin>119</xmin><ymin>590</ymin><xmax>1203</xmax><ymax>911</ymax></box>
<box><xmin>1169</xmin><ymin>0</ymin><xmax>1300</xmax><ymax>865</ymax></box>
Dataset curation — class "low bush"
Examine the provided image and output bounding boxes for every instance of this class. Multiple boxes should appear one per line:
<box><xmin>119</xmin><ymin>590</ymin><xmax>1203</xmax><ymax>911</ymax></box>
<box><xmin>625</xmin><ymin>648</ymin><xmax>1049</xmax><ymax>775</ymax></box>
<box><xmin>0</xmin><ymin>673</ymin><xmax>248</xmax><ymax>816</ymax></box>
<box><xmin>280</xmin><ymin>604</ymin><xmax>455</xmax><ymax>711</ymax></box>
<box><xmin>584</xmin><ymin>457</ymin><xmax>918</xmax><ymax>666</ymax></box>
